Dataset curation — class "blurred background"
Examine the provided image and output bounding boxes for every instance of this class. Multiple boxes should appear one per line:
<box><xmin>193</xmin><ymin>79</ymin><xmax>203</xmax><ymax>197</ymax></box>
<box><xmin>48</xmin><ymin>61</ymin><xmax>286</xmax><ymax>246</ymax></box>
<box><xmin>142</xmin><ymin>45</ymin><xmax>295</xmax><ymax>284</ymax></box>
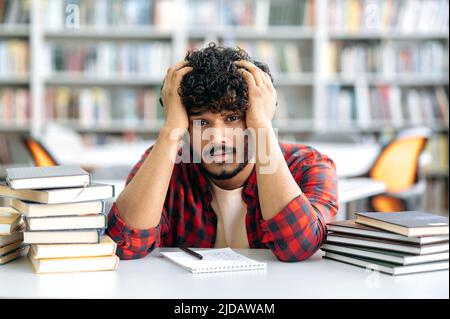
<box><xmin>0</xmin><ymin>0</ymin><xmax>448</xmax><ymax>218</ymax></box>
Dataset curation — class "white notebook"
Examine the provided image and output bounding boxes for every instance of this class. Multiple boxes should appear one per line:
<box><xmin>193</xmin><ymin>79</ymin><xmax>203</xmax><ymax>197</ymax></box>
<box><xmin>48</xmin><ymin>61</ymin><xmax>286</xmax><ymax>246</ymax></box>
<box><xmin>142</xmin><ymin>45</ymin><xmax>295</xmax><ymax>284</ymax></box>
<box><xmin>160</xmin><ymin>248</ymin><xmax>267</xmax><ymax>274</ymax></box>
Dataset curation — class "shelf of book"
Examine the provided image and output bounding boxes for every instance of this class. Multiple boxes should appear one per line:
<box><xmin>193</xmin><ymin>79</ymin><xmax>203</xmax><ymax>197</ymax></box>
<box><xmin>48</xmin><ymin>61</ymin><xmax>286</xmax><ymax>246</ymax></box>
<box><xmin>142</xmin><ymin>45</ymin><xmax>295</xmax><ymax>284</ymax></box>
<box><xmin>327</xmin><ymin>75</ymin><xmax>449</xmax><ymax>86</ymax></box>
<box><xmin>44</xmin><ymin>27</ymin><xmax>173</xmax><ymax>40</ymax></box>
<box><xmin>328</xmin><ymin>31</ymin><xmax>450</xmax><ymax>40</ymax></box>
<box><xmin>0</xmin><ymin>123</ymin><xmax>30</xmax><ymax>133</ymax></box>
<box><xmin>0</xmin><ymin>25</ymin><xmax>29</xmax><ymax>37</ymax></box>
<box><xmin>0</xmin><ymin>76</ymin><xmax>29</xmax><ymax>85</ymax></box>
<box><xmin>45</xmin><ymin>74</ymin><xmax>165</xmax><ymax>87</ymax></box>
<box><xmin>188</xmin><ymin>26</ymin><xmax>315</xmax><ymax>40</ymax></box>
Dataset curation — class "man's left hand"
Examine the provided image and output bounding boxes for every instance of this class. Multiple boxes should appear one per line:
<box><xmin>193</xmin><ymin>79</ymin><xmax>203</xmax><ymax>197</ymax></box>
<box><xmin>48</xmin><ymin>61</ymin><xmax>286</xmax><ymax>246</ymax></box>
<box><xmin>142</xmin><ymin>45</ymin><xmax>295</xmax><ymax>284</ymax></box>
<box><xmin>235</xmin><ymin>60</ymin><xmax>277</xmax><ymax>129</ymax></box>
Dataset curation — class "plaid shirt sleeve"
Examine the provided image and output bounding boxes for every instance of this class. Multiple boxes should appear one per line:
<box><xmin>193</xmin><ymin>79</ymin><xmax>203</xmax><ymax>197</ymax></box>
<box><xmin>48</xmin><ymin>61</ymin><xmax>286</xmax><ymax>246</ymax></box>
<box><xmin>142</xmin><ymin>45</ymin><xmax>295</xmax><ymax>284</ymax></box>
<box><xmin>259</xmin><ymin>151</ymin><xmax>338</xmax><ymax>262</ymax></box>
<box><xmin>106</xmin><ymin>147</ymin><xmax>169</xmax><ymax>260</ymax></box>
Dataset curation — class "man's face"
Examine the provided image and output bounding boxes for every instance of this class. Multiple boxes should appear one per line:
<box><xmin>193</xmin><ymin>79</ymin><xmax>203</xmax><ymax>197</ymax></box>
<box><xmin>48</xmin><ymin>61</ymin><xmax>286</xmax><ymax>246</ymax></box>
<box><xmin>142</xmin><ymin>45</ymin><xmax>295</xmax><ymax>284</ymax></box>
<box><xmin>188</xmin><ymin>109</ymin><xmax>251</xmax><ymax>180</ymax></box>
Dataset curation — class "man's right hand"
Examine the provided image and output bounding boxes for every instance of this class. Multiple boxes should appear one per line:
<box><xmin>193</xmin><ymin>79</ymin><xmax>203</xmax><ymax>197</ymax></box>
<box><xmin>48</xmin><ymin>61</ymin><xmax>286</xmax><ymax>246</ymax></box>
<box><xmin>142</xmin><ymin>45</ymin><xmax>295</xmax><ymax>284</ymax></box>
<box><xmin>160</xmin><ymin>60</ymin><xmax>193</xmax><ymax>133</ymax></box>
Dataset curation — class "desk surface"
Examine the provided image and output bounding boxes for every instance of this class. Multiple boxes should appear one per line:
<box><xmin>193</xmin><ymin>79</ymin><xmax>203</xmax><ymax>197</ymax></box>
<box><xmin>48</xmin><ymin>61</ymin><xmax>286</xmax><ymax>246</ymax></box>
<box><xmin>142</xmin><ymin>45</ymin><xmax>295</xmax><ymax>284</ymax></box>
<box><xmin>337</xmin><ymin>178</ymin><xmax>386</xmax><ymax>204</ymax></box>
<box><xmin>1</xmin><ymin>248</ymin><xmax>447</xmax><ymax>299</ymax></box>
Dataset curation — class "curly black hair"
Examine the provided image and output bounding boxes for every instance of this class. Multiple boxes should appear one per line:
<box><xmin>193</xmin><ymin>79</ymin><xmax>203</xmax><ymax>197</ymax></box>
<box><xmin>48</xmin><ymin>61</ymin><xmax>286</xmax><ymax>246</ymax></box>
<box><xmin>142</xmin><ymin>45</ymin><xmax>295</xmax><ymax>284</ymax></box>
<box><xmin>162</xmin><ymin>42</ymin><xmax>273</xmax><ymax>115</ymax></box>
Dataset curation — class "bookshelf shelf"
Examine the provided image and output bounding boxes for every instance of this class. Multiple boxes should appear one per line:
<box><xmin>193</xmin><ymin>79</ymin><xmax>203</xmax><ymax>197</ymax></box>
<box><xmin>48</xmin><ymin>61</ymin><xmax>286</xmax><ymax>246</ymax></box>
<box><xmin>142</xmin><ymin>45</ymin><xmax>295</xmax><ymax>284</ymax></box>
<box><xmin>53</xmin><ymin>120</ymin><xmax>164</xmax><ymax>134</ymax></box>
<box><xmin>188</xmin><ymin>26</ymin><xmax>315</xmax><ymax>40</ymax></box>
<box><xmin>327</xmin><ymin>75</ymin><xmax>450</xmax><ymax>86</ymax></box>
<box><xmin>44</xmin><ymin>27</ymin><xmax>173</xmax><ymax>40</ymax></box>
<box><xmin>274</xmin><ymin>73</ymin><xmax>314</xmax><ymax>86</ymax></box>
<box><xmin>0</xmin><ymin>25</ymin><xmax>29</xmax><ymax>38</ymax></box>
<box><xmin>0</xmin><ymin>76</ymin><xmax>29</xmax><ymax>85</ymax></box>
<box><xmin>328</xmin><ymin>30</ymin><xmax>450</xmax><ymax>40</ymax></box>
<box><xmin>45</xmin><ymin>74</ymin><xmax>164</xmax><ymax>87</ymax></box>
<box><xmin>0</xmin><ymin>123</ymin><xmax>30</xmax><ymax>132</ymax></box>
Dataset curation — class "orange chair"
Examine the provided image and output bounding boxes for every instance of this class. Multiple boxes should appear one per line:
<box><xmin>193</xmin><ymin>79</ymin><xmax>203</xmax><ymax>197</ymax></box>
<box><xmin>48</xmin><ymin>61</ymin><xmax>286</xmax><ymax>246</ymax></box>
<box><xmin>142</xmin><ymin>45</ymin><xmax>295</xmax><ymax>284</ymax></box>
<box><xmin>22</xmin><ymin>136</ymin><xmax>58</xmax><ymax>167</ymax></box>
<box><xmin>367</xmin><ymin>127</ymin><xmax>431</xmax><ymax>212</ymax></box>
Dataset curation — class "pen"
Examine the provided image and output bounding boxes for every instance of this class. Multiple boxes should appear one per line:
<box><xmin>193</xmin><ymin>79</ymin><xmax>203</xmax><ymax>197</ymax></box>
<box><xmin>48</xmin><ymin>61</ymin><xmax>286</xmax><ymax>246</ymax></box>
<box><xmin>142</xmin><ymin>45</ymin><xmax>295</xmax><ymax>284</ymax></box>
<box><xmin>180</xmin><ymin>247</ymin><xmax>203</xmax><ymax>260</ymax></box>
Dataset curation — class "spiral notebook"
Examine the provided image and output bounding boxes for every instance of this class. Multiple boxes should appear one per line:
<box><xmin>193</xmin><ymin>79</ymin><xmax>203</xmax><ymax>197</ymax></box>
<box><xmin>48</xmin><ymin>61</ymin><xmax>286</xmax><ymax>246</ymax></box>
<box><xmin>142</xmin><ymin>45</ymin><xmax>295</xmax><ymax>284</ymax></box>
<box><xmin>160</xmin><ymin>248</ymin><xmax>267</xmax><ymax>274</ymax></box>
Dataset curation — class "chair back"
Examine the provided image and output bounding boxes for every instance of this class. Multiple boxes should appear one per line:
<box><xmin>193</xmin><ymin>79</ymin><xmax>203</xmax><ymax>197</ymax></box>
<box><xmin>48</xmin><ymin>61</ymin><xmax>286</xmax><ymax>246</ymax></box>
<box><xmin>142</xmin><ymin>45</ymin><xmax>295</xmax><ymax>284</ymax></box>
<box><xmin>369</xmin><ymin>127</ymin><xmax>431</xmax><ymax>212</ymax></box>
<box><xmin>22</xmin><ymin>137</ymin><xmax>58</xmax><ymax>167</ymax></box>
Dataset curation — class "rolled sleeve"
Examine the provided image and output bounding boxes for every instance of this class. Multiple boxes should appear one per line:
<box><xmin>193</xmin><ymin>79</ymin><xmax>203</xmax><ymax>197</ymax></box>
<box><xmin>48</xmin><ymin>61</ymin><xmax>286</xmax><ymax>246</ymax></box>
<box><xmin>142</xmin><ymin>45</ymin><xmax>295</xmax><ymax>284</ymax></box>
<box><xmin>260</xmin><ymin>193</ymin><xmax>326</xmax><ymax>262</ymax></box>
<box><xmin>259</xmin><ymin>148</ymin><xmax>338</xmax><ymax>262</ymax></box>
<box><xmin>106</xmin><ymin>203</ymin><xmax>160</xmax><ymax>260</ymax></box>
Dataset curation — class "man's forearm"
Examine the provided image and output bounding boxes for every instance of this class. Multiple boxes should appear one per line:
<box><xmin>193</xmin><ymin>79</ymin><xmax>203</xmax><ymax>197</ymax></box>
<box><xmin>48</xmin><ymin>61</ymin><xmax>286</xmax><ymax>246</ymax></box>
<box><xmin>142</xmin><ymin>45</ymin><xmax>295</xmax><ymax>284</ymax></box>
<box><xmin>251</xmin><ymin>121</ymin><xmax>302</xmax><ymax>221</ymax></box>
<box><xmin>115</xmin><ymin>127</ymin><xmax>182</xmax><ymax>229</ymax></box>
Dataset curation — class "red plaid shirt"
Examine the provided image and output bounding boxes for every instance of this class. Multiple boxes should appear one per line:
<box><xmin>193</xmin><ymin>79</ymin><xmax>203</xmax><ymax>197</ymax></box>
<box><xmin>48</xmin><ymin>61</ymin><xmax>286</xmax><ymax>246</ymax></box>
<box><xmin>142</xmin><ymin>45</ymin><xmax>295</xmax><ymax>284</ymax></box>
<box><xmin>106</xmin><ymin>142</ymin><xmax>338</xmax><ymax>262</ymax></box>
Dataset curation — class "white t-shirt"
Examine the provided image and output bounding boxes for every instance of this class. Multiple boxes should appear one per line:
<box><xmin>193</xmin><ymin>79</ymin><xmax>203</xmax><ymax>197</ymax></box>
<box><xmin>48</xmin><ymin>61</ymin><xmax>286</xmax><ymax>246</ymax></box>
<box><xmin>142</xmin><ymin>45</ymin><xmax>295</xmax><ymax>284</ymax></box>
<box><xmin>209</xmin><ymin>182</ymin><xmax>250</xmax><ymax>248</ymax></box>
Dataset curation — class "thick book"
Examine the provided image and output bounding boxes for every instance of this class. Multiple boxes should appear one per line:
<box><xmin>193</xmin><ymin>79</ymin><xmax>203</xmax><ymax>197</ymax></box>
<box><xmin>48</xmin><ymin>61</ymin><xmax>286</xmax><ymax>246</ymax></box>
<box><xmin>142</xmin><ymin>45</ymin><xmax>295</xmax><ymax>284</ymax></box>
<box><xmin>323</xmin><ymin>251</ymin><xmax>449</xmax><ymax>276</ymax></box>
<box><xmin>0</xmin><ymin>240</ymin><xmax>23</xmax><ymax>257</ymax></box>
<box><xmin>10</xmin><ymin>198</ymin><xmax>105</xmax><ymax>218</ymax></box>
<box><xmin>327</xmin><ymin>220</ymin><xmax>449</xmax><ymax>245</ymax></box>
<box><xmin>30</xmin><ymin>235</ymin><xmax>116</xmax><ymax>259</ymax></box>
<box><xmin>0</xmin><ymin>182</ymin><xmax>114</xmax><ymax>204</ymax></box>
<box><xmin>355</xmin><ymin>211</ymin><xmax>449</xmax><ymax>237</ymax></box>
<box><xmin>0</xmin><ymin>207</ymin><xmax>22</xmax><ymax>235</ymax></box>
<box><xmin>25</xmin><ymin>214</ymin><xmax>107</xmax><ymax>231</ymax></box>
<box><xmin>28</xmin><ymin>251</ymin><xmax>119</xmax><ymax>274</ymax></box>
<box><xmin>23</xmin><ymin>229</ymin><xmax>104</xmax><ymax>244</ymax></box>
<box><xmin>0</xmin><ymin>246</ymin><xmax>29</xmax><ymax>265</ymax></box>
<box><xmin>160</xmin><ymin>248</ymin><xmax>267</xmax><ymax>274</ymax></box>
<box><xmin>321</xmin><ymin>243</ymin><xmax>449</xmax><ymax>266</ymax></box>
<box><xmin>6</xmin><ymin>165</ymin><xmax>91</xmax><ymax>190</ymax></box>
<box><xmin>0</xmin><ymin>227</ymin><xmax>24</xmax><ymax>247</ymax></box>
<box><xmin>325</xmin><ymin>233</ymin><xmax>449</xmax><ymax>255</ymax></box>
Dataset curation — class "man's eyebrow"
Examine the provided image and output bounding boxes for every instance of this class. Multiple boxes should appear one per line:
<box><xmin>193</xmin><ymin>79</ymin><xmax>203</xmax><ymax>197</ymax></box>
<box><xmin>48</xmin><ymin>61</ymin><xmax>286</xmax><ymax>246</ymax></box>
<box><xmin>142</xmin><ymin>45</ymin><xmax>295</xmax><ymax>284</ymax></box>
<box><xmin>189</xmin><ymin>110</ymin><xmax>206</xmax><ymax>116</ymax></box>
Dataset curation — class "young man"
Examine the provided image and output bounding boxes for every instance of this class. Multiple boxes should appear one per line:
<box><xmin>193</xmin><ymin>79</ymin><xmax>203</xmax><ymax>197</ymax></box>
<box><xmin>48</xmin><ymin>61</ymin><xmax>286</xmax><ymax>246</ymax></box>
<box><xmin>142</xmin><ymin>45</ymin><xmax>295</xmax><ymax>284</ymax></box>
<box><xmin>106</xmin><ymin>43</ymin><xmax>338</xmax><ymax>262</ymax></box>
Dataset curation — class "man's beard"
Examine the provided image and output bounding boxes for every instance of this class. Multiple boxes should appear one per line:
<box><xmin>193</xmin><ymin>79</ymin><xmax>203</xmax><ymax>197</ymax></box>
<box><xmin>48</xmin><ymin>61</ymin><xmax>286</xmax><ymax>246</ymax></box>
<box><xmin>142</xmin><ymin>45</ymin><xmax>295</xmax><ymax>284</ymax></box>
<box><xmin>200</xmin><ymin>160</ymin><xmax>249</xmax><ymax>180</ymax></box>
<box><xmin>197</xmin><ymin>142</ymin><xmax>251</xmax><ymax>180</ymax></box>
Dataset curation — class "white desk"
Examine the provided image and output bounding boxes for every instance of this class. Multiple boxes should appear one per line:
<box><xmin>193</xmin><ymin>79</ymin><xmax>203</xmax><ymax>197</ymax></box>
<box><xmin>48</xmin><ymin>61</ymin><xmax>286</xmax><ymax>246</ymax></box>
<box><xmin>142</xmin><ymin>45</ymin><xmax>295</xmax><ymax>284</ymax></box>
<box><xmin>0</xmin><ymin>248</ymin><xmax>447</xmax><ymax>299</ymax></box>
<box><xmin>338</xmin><ymin>178</ymin><xmax>386</xmax><ymax>204</ymax></box>
<box><xmin>301</xmin><ymin>142</ymin><xmax>381</xmax><ymax>178</ymax></box>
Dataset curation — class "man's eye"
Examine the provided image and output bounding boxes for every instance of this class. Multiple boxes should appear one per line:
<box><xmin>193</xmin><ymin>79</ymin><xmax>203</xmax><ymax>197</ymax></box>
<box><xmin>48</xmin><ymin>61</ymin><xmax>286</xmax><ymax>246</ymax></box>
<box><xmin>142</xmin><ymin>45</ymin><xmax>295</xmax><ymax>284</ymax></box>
<box><xmin>193</xmin><ymin>120</ymin><xmax>208</xmax><ymax>126</ymax></box>
<box><xmin>227</xmin><ymin>115</ymin><xmax>240</xmax><ymax>122</ymax></box>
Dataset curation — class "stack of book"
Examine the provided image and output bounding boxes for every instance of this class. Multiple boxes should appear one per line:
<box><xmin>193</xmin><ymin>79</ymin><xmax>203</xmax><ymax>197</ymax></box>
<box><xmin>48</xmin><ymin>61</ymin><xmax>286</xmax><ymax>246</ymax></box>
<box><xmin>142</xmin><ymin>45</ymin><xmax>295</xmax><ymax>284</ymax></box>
<box><xmin>322</xmin><ymin>211</ymin><xmax>449</xmax><ymax>276</ymax></box>
<box><xmin>0</xmin><ymin>165</ymin><xmax>119</xmax><ymax>274</ymax></box>
<box><xmin>0</xmin><ymin>206</ymin><xmax>27</xmax><ymax>265</ymax></box>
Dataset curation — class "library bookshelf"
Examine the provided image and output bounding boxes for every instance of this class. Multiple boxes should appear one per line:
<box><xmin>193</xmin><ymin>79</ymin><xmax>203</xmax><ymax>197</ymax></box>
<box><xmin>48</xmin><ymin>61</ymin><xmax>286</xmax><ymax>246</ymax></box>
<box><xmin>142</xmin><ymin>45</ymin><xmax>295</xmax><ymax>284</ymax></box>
<box><xmin>0</xmin><ymin>0</ymin><xmax>448</xmax><ymax>214</ymax></box>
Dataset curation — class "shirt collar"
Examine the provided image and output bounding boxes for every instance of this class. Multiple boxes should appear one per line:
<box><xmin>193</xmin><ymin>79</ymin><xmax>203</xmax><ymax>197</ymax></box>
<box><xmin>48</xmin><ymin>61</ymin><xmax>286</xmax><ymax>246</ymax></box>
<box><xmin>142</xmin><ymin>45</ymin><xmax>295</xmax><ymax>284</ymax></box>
<box><xmin>191</xmin><ymin>163</ymin><xmax>257</xmax><ymax>204</ymax></box>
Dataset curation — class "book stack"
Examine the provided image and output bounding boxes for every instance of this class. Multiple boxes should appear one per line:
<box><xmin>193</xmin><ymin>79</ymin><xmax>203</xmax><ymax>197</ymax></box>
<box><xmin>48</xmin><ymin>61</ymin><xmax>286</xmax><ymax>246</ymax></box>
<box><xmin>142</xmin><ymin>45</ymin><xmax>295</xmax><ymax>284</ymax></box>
<box><xmin>322</xmin><ymin>211</ymin><xmax>449</xmax><ymax>276</ymax></box>
<box><xmin>0</xmin><ymin>165</ymin><xmax>119</xmax><ymax>274</ymax></box>
<box><xmin>0</xmin><ymin>206</ymin><xmax>27</xmax><ymax>265</ymax></box>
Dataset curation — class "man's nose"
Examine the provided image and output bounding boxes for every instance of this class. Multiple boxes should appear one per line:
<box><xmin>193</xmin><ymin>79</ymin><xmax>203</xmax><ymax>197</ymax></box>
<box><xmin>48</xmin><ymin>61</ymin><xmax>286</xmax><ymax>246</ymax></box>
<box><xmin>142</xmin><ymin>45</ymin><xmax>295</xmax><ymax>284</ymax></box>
<box><xmin>208</xmin><ymin>122</ymin><xmax>230</xmax><ymax>144</ymax></box>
